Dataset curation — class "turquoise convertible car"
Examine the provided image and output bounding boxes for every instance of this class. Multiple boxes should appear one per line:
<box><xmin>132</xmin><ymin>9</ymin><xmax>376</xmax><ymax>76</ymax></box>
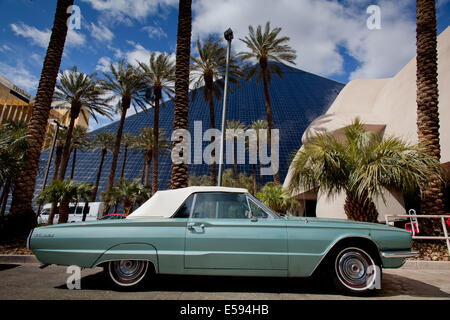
<box><xmin>28</xmin><ymin>186</ymin><xmax>417</xmax><ymax>295</ymax></box>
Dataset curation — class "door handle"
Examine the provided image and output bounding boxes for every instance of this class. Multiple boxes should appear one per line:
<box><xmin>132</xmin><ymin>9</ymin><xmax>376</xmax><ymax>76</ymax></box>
<box><xmin>187</xmin><ymin>223</ymin><xmax>205</xmax><ymax>232</ymax></box>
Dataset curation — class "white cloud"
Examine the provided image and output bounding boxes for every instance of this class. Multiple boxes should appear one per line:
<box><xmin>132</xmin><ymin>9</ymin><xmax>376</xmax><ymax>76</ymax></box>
<box><xmin>125</xmin><ymin>43</ymin><xmax>152</xmax><ymax>66</ymax></box>
<box><xmin>95</xmin><ymin>56</ymin><xmax>113</xmax><ymax>73</ymax></box>
<box><xmin>89</xmin><ymin>22</ymin><xmax>115</xmax><ymax>42</ymax></box>
<box><xmin>0</xmin><ymin>45</ymin><xmax>13</xmax><ymax>53</ymax></box>
<box><xmin>192</xmin><ymin>0</ymin><xmax>416</xmax><ymax>80</ymax></box>
<box><xmin>81</xmin><ymin>0</ymin><xmax>178</xmax><ymax>24</ymax></box>
<box><xmin>30</xmin><ymin>53</ymin><xmax>42</xmax><ymax>64</ymax></box>
<box><xmin>10</xmin><ymin>22</ymin><xmax>86</xmax><ymax>49</ymax></box>
<box><xmin>107</xmin><ymin>44</ymin><xmax>124</xmax><ymax>59</ymax></box>
<box><xmin>10</xmin><ymin>23</ymin><xmax>51</xmax><ymax>48</ymax></box>
<box><xmin>142</xmin><ymin>25</ymin><xmax>168</xmax><ymax>39</ymax></box>
<box><xmin>0</xmin><ymin>61</ymin><xmax>39</xmax><ymax>93</ymax></box>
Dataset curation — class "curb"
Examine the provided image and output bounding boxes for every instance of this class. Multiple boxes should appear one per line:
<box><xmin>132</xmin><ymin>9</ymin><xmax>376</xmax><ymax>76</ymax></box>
<box><xmin>0</xmin><ymin>255</ymin><xmax>38</xmax><ymax>264</ymax></box>
<box><xmin>402</xmin><ymin>260</ymin><xmax>450</xmax><ymax>270</ymax></box>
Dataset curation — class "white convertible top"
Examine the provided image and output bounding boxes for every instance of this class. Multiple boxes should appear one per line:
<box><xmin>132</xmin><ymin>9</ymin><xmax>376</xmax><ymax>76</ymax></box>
<box><xmin>126</xmin><ymin>186</ymin><xmax>248</xmax><ymax>219</ymax></box>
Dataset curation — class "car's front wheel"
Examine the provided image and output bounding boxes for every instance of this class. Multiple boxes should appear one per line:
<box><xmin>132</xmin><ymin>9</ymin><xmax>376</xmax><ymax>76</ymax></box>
<box><xmin>331</xmin><ymin>246</ymin><xmax>381</xmax><ymax>296</ymax></box>
<box><xmin>106</xmin><ymin>260</ymin><xmax>149</xmax><ymax>289</ymax></box>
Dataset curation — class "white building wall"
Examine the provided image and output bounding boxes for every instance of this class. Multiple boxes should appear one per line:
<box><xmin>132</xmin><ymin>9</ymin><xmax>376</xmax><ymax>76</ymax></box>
<box><xmin>285</xmin><ymin>26</ymin><xmax>450</xmax><ymax>220</ymax></box>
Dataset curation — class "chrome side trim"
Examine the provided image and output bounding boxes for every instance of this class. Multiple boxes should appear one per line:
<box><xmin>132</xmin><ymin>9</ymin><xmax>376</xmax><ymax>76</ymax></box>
<box><xmin>26</xmin><ymin>229</ymin><xmax>34</xmax><ymax>250</ymax></box>
<box><xmin>381</xmin><ymin>250</ymin><xmax>419</xmax><ymax>258</ymax></box>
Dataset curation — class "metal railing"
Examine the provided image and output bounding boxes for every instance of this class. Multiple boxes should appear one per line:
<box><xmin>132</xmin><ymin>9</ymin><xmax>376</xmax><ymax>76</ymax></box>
<box><xmin>385</xmin><ymin>214</ymin><xmax>450</xmax><ymax>256</ymax></box>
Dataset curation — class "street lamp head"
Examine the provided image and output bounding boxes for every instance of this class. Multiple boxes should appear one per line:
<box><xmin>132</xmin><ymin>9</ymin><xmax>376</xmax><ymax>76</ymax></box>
<box><xmin>224</xmin><ymin>28</ymin><xmax>233</xmax><ymax>41</ymax></box>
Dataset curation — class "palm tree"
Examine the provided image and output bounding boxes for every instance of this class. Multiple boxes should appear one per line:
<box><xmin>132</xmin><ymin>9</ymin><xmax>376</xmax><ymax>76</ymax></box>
<box><xmin>416</xmin><ymin>0</ymin><xmax>445</xmax><ymax>235</ymax></box>
<box><xmin>100</xmin><ymin>61</ymin><xmax>148</xmax><ymax>196</ymax></box>
<box><xmin>0</xmin><ymin>121</ymin><xmax>29</xmax><ymax>226</ymax></box>
<box><xmin>250</xmin><ymin>120</ymin><xmax>268</xmax><ymax>190</ymax></box>
<box><xmin>90</xmin><ymin>131</ymin><xmax>115</xmax><ymax>201</ymax></box>
<box><xmin>138</xmin><ymin>52</ymin><xmax>175</xmax><ymax>195</ymax></box>
<box><xmin>226</xmin><ymin>120</ymin><xmax>247</xmax><ymax>187</ymax></box>
<box><xmin>101</xmin><ymin>178</ymin><xmax>151</xmax><ymax>215</ymax></box>
<box><xmin>191</xmin><ymin>36</ymin><xmax>242</xmax><ymax>186</ymax></box>
<box><xmin>120</xmin><ymin>133</ymin><xmax>136</xmax><ymax>179</ymax></box>
<box><xmin>171</xmin><ymin>0</ymin><xmax>192</xmax><ymax>189</ymax></box>
<box><xmin>69</xmin><ymin>125</ymin><xmax>89</xmax><ymax>179</ymax></box>
<box><xmin>54</xmin><ymin>67</ymin><xmax>114</xmax><ymax>180</ymax></box>
<box><xmin>9</xmin><ymin>0</ymin><xmax>74</xmax><ymax>235</ymax></box>
<box><xmin>257</xmin><ymin>182</ymin><xmax>300</xmax><ymax>214</ymax></box>
<box><xmin>287</xmin><ymin>119</ymin><xmax>445</xmax><ymax>222</ymax></box>
<box><xmin>37</xmin><ymin>179</ymin><xmax>80</xmax><ymax>224</ymax></box>
<box><xmin>133</xmin><ymin>127</ymin><xmax>170</xmax><ymax>187</ymax></box>
<box><xmin>239</xmin><ymin>21</ymin><xmax>297</xmax><ymax>184</ymax></box>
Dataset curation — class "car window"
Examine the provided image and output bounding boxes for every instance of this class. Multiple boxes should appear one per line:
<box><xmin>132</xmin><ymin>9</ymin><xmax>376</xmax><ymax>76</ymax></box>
<box><xmin>247</xmin><ymin>193</ymin><xmax>279</xmax><ymax>219</ymax></box>
<box><xmin>173</xmin><ymin>194</ymin><xmax>194</xmax><ymax>218</ymax></box>
<box><xmin>248</xmin><ymin>198</ymin><xmax>269</xmax><ymax>219</ymax></box>
<box><xmin>192</xmin><ymin>193</ymin><xmax>249</xmax><ymax>219</ymax></box>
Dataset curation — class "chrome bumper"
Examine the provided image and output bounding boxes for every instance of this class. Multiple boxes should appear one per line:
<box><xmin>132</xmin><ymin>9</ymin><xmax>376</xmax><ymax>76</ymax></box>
<box><xmin>26</xmin><ymin>229</ymin><xmax>34</xmax><ymax>250</ymax></box>
<box><xmin>381</xmin><ymin>250</ymin><xmax>419</xmax><ymax>259</ymax></box>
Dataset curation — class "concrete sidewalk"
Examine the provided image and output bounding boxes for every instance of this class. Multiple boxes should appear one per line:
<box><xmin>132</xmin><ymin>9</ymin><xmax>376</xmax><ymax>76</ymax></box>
<box><xmin>0</xmin><ymin>263</ymin><xmax>449</xmax><ymax>300</ymax></box>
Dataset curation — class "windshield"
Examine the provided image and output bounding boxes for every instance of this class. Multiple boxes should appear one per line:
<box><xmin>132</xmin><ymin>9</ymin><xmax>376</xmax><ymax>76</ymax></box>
<box><xmin>246</xmin><ymin>193</ymin><xmax>281</xmax><ymax>219</ymax></box>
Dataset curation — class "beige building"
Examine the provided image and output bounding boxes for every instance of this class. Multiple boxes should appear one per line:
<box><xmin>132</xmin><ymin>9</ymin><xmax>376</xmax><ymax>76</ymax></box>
<box><xmin>0</xmin><ymin>75</ymin><xmax>89</xmax><ymax>149</ymax></box>
<box><xmin>284</xmin><ymin>26</ymin><xmax>450</xmax><ymax>221</ymax></box>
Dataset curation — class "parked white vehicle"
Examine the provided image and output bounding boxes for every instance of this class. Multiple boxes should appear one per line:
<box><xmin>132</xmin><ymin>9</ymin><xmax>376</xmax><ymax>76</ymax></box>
<box><xmin>37</xmin><ymin>202</ymin><xmax>104</xmax><ymax>224</ymax></box>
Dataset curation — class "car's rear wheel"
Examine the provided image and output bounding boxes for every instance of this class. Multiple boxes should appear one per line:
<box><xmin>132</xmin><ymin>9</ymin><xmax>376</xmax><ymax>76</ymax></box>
<box><xmin>106</xmin><ymin>260</ymin><xmax>149</xmax><ymax>289</ymax></box>
<box><xmin>331</xmin><ymin>246</ymin><xmax>381</xmax><ymax>296</ymax></box>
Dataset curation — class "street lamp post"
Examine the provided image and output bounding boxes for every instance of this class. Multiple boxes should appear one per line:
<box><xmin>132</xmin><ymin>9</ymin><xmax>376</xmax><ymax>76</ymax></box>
<box><xmin>36</xmin><ymin>119</ymin><xmax>66</xmax><ymax>217</ymax></box>
<box><xmin>218</xmin><ymin>28</ymin><xmax>233</xmax><ymax>186</ymax></box>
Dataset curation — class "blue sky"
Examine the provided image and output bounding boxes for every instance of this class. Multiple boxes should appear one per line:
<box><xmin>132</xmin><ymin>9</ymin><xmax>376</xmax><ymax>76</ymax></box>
<box><xmin>1</xmin><ymin>0</ymin><xmax>449</xmax><ymax>130</ymax></box>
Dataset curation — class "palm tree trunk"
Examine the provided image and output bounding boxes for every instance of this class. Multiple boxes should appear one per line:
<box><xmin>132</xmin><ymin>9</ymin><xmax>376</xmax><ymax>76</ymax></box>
<box><xmin>206</xmin><ymin>79</ymin><xmax>217</xmax><ymax>186</ymax></box>
<box><xmin>70</xmin><ymin>148</ymin><xmax>77</xmax><ymax>179</ymax></box>
<box><xmin>257</xmin><ymin>137</ymin><xmax>263</xmax><ymax>190</ymax></box>
<box><xmin>416</xmin><ymin>0</ymin><xmax>445</xmax><ymax>235</ymax></box>
<box><xmin>152</xmin><ymin>93</ymin><xmax>161</xmax><ymax>195</ymax></box>
<box><xmin>92</xmin><ymin>149</ymin><xmax>106</xmax><ymax>201</ymax></box>
<box><xmin>107</xmin><ymin>99</ymin><xmax>130</xmax><ymax>193</ymax></box>
<box><xmin>141</xmin><ymin>156</ymin><xmax>146</xmax><ymax>184</ymax></box>
<box><xmin>48</xmin><ymin>146</ymin><xmax>63</xmax><ymax>226</ymax></box>
<box><xmin>120</xmin><ymin>145</ymin><xmax>128</xmax><ymax>178</ymax></box>
<box><xmin>52</xmin><ymin>146</ymin><xmax>63</xmax><ymax>182</ymax></box>
<box><xmin>343</xmin><ymin>191</ymin><xmax>378</xmax><ymax>223</ymax></box>
<box><xmin>59</xmin><ymin>112</ymin><xmax>77</xmax><ymax>179</ymax></box>
<box><xmin>8</xmin><ymin>0</ymin><xmax>73</xmax><ymax>236</ymax></box>
<box><xmin>145</xmin><ymin>152</ymin><xmax>152</xmax><ymax>187</ymax></box>
<box><xmin>58</xmin><ymin>200</ymin><xmax>70</xmax><ymax>224</ymax></box>
<box><xmin>82</xmin><ymin>201</ymin><xmax>89</xmax><ymax>221</ymax></box>
<box><xmin>261</xmin><ymin>62</ymin><xmax>280</xmax><ymax>185</ymax></box>
<box><xmin>123</xmin><ymin>200</ymin><xmax>133</xmax><ymax>216</ymax></box>
<box><xmin>171</xmin><ymin>0</ymin><xmax>192</xmax><ymax>189</ymax></box>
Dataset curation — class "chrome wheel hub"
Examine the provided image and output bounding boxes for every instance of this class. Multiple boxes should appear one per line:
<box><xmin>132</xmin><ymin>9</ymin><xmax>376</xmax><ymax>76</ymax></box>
<box><xmin>109</xmin><ymin>260</ymin><xmax>148</xmax><ymax>286</ymax></box>
<box><xmin>335</xmin><ymin>248</ymin><xmax>376</xmax><ymax>290</ymax></box>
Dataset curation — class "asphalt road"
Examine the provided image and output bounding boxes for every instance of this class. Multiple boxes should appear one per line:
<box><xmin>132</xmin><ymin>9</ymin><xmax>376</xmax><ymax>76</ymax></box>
<box><xmin>0</xmin><ymin>263</ymin><xmax>449</xmax><ymax>300</ymax></box>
